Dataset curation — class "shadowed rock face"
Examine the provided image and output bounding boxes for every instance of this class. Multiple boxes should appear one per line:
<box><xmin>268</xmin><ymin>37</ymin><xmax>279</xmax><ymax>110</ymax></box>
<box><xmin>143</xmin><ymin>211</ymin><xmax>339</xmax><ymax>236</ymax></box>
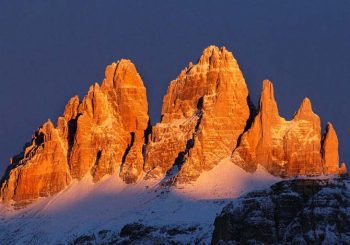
<box><xmin>0</xmin><ymin>59</ymin><xmax>150</xmax><ymax>203</ymax></box>
<box><xmin>145</xmin><ymin>46</ymin><xmax>251</xmax><ymax>183</ymax></box>
<box><xmin>212</xmin><ymin>178</ymin><xmax>350</xmax><ymax>244</ymax></box>
<box><xmin>231</xmin><ymin>80</ymin><xmax>342</xmax><ymax>177</ymax></box>
<box><xmin>70</xmin><ymin>223</ymin><xmax>201</xmax><ymax>244</ymax></box>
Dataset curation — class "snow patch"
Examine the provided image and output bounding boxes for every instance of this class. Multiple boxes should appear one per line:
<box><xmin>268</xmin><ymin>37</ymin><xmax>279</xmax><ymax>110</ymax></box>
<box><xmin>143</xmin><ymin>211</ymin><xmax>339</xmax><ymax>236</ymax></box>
<box><xmin>176</xmin><ymin>158</ymin><xmax>280</xmax><ymax>199</ymax></box>
<box><xmin>0</xmin><ymin>159</ymin><xmax>281</xmax><ymax>244</ymax></box>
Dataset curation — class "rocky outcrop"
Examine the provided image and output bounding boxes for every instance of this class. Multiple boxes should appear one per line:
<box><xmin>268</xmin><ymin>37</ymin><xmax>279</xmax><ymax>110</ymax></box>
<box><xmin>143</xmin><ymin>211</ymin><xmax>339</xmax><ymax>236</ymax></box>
<box><xmin>66</xmin><ymin>60</ymin><xmax>149</xmax><ymax>183</ymax></box>
<box><xmin>231</xmin><ymin>80</ymin><xmax>342</xmax><ymax>176</ymax></box>
<box><xmin>0</xmin><ymin>45</ymin><xmax>346</xmax><ymax>204</ymax></box>
<box><xmin>340</xmin><ymin>163</ymin><xmax>348</xmax><ymax>175</ymax></box>
<box><xmin>212</xmin><ymin>178</ymin><xmax>350</xmax><ymax>244</ymax></box>
<box><xmin>321</xmin><ymin>122</ymin><xmax>340</xmax><ymax>174</ymax></box>
<box><xmin>0</xmin><ymin>59</ymin><xmax>150</xmax><ymax>203</ymax></box>
<box><xmin>70</xmin><ymin>223</ymin><xmax>201</xmax><ymax>244</ymax></box>
<box><xmin>145</xmin><ymin>46</ymin><xmax>251</xmax><ymax>183</ymax></box>
<box><xmin>0</xmin><ymin>120</ymin><xmax>71</xmax><ymax>205</ymax></box>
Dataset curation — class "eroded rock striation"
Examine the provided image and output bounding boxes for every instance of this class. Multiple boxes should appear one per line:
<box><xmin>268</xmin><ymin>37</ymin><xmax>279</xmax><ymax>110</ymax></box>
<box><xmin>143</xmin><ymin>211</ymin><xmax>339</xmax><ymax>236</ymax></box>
<box><xmin>144</xmin><ymin>46</ymin><xmax>251</xmax><ymax>183</ymax></box>
<box><xmin>0</xmin><ymin>59</ymin><xmax>149</xmax><ymax>203</ymax></box>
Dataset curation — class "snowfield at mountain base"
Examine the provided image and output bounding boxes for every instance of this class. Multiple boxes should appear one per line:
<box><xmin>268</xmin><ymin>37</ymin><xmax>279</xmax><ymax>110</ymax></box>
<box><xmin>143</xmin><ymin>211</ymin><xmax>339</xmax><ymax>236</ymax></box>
<box><xmin>0</xmin><ymin>159</ymin><xmax>280</xmax><ymax>244</ymax></box>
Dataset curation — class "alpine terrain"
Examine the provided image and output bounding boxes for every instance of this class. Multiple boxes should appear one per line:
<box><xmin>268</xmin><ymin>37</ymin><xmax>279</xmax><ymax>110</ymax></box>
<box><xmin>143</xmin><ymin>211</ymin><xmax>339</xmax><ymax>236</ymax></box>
<box><xmin>0</xmin><ymin>46</ymin><xmax>348</xmax><ymax>244</ymax></box>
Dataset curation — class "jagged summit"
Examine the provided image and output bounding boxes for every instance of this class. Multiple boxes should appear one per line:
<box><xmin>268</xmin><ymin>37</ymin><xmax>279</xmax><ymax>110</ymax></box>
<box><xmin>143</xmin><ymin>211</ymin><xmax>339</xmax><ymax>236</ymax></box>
<box><xmin>293</xmin><ymin>97</ymin><xmax>318</xmax><ymax>121</ymax></box>
<box><xmin>322</xmin><ymin>122</ymin><xmax>340</xmax><ymax>174</ymax></box>
<box><xmin>259</xmin><ymin>79</ymin><xmax>280</xmax><ymax>120</ymax></box>
<box><xmin>145</xmin><ymin>45</ymin><xmax>250</xmax><ymax>183</ymax></box>
<box><xmin>0</xmin><ymin>59</ymin><xmax>149</xmax><ymax>204</ymax></box>
<box><xmin>102</xmin><ymin>59</ymin><xmax>144</xmax><ymax>89</ymax></box>
<box><xmin>0</xmin><ymin>46</ymin><xmax>346</xmax><ymax>205</ymax></box>
<box><xmin>231</xmin><ymin>79</ymin><xmax>340</xmax><ymax>177</ymax></box>
<box><xmin>261</xmin><ymin>79</ymin><xmax>275</xmax><ymax>99</ymax></box>
<box><xmin>197</xmin><ymin>45</ymin><xmax>233</xmax><ymax>67</ymax></box>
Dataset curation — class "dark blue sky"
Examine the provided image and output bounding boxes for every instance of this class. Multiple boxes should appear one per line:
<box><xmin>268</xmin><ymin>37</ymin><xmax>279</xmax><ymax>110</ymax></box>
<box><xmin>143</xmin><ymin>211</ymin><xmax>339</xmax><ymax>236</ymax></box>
<box><xmin>0</xmin><ymin>1</ymin><xmax>349</xmax><ymax>174</ymax></box>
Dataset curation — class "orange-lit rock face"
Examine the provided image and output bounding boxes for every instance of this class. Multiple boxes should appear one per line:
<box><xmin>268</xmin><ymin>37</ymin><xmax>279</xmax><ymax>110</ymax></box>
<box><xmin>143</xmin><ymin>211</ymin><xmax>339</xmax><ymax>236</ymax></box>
<box><xmin>231</xmin><ymin>80</ymin><xmax>340</xmax><ymax>176</ymax></box>
<box><xmin>0</xmin><ymin>59</ymin><xmax>149</xmax><ymax>203</ymax></box>
<box><xmin>68</xmin><ymin>60</ymin><xmax>149</xmax><ymax>183</ymax></box>
<box><xmin>321</xmin><ymin>123</ymin><xmax>340</xmax><ymax>174</ymax></box>
<box><xmin>145</xmin><ymin>46</ymin><xmax>251</xmax><ymax>182</ymax></box>
<box><xmin>0</xmin><ymin>121</ymin><xmax>71</xmax><ymax>204</ymax></box>
<box><xmin>0</xmin><ymin>45</ymin><xmax>346</xmax><ymax>205</ymax></box>
<box><xmin>339</xmin><ymin>163</ymin><xmax>347</xmax><ymax>175</ymax></box>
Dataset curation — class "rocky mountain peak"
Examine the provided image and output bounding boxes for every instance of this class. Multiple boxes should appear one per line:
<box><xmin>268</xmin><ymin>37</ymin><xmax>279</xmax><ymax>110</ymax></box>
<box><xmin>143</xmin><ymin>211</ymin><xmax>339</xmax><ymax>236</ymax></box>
<box><xmin>231</xmin><ymin>79</ymin><xmax>341</xmax><ymax>177</ymax></box>
<box><xmin>261</xmin><ymin>79</ymin><xmax>275</xmax><ymax>100</ymax></box>
<box><xmin>197</xmin><ymin>45</ymin><xmax>232</xmax><ymax>67</ymax></box>
<box><xmin>145</xmin><ymin>45</ymin><xmax>251</xmax><ymax>183</ymax></box>
<box><xmin>293</xmin><ymin>97</ymin><xmax>318</xmax><ymax>122</ymax></box>
<box><xmin>63</xmin><ymin>95</ymin><xmax>80</xmax><ymax>121</ymax></box>
<box><xmin>321</xmin><ymin>122</ymin><xmax>340</xmax><ymax>174</ymax></box>
<box><xmin>102</xmin><ymin>59</ymin><xmax>144</xmax><ymax>90</ymax></box>
<box><xmin>259</xmin><ymin>79</ymin><xmax>280</xmax><ymax>122</ymax></box>
<box><xmin>0</xmin><ymin>46</ymin><xmax>346</xmax><ymax>205</ymax></box>
<box><xmin>340</xmin><ymin>162</ymin><xmax>347</xmax><ymax>175</ymax></box>
<box><xmin>1</xmin><ymin>58</ymin><xmax>149</xmax><ymax>204</ymax></box>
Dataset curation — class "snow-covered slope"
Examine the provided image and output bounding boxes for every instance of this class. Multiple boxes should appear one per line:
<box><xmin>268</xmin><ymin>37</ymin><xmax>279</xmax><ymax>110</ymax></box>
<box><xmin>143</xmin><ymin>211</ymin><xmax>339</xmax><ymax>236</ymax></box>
<box><xmin>0</xmin><ymin>159</ymin><xmax>280</xmax><ymax>244</ymax></box>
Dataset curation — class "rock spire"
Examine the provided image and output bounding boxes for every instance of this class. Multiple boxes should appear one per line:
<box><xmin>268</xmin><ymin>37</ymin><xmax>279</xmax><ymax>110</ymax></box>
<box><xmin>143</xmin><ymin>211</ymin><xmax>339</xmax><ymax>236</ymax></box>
<box><xmin>0</xmin><ymin>46</ymin><xmax>346</xmax><ymax>205</ymax></box>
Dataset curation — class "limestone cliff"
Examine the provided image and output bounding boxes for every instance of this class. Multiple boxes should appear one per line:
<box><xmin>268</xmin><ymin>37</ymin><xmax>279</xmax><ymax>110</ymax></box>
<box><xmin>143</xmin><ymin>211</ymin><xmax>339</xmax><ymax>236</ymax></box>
<box><xmin>0</xmin><ymin>59</ymin><xmax>149</xmax><ymax>203</ymax></box>
<box><xmin>0</xmin><ymin>120</ymin><xmax>71</xmax><ymax>204</ymax></box>
<box><xmin>66</xmin><ymin>60</ymin><xmax>149</xmax><ymax>183</ymax></box>
<box><xmin>231</xmin><ymin>80</ymin><xmax>343</xmax><ymax>176</ymax></box>
<box><xmin>0</xmin><ymin>45</ymin><xmax>346</xmax><ymax>204</ymax></box>
<box><xmin>321</xmin><ymin>122</ymin><xmax>340</xmax><ymax>174</ymax></box>
<box><xmin>144</xmin><ymin>46</ymin><xmax>251</xmax><ymax>183</ymax></box>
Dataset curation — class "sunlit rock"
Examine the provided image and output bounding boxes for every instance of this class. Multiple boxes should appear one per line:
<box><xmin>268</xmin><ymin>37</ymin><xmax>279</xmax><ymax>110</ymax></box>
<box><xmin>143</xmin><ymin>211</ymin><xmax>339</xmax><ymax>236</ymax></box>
<box><xmin>232</xmin><ymin>80</ymin><xmax>340</xmax><ymax>176</ymax></box>
<box><xmin>0</xmin><ymin>59</ymin><xmax>150</xmax><ymax>203</ymax></box>
<box><xmin>145</xmin><ymin>46</ymin><xmax>251</xmax><ymax>183</ymax></box>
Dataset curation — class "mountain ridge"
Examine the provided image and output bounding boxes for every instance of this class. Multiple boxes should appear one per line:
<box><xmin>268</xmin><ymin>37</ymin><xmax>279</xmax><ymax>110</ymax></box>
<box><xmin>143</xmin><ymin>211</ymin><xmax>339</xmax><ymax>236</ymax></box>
<box><xmin>0</xmin><ymin>45</ymin><xmax>347</xmax><ymax>205</ymax></box>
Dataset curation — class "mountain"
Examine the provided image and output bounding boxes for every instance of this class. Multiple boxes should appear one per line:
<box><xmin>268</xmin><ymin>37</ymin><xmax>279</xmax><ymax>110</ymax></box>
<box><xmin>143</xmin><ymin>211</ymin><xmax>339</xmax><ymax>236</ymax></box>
<box><xmin>0</xmin><ymin>45</ymin><xmax>347</xmax><ymax>244</ymax></box>
<box><xmin>0</xmin><ymin>60</ymin><xmax>150</xmax><ymax>206</ymax></box>
<box><xmin>212</xmin><ymin>177</ymin><xmax>350</xmax><ymax>244</ymax></box>
<box><xmin>0</xmin><ymin>158</ymin><xmax>281</xmax><ymax>244</ymax></box>
<box><xmin>1</xmin><ymin>45</ymin><xmax>345</xmax><ymax>206</ymax></box>
<box><xmin>232</xmin><ymin>80</ymin><xmax>342</xmax><ymax>176</ymax></box>
<box><xmin>145</xmin><ymin>46</ymin><xmax>251</xmax><ymax>183</ymax></box>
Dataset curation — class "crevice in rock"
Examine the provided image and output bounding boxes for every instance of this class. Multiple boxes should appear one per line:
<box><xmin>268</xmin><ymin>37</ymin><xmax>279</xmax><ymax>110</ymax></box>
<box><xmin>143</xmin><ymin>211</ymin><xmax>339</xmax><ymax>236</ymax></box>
<box><xmin>320</xmin><ymin>126</ymin><xmax>328</xmax><ymax>173</ymax></box>
<box><xmin>66</xmin><ymin>113</ymin><xmax>82</xmax><ymax>169</ymax></box>
<box><xmin>161</xmin><ymin>97</ymin><xmax>204</xmax><ymax>186</ymax></box>
<box><xmin>112</xmin><ymin>63</ymin><xmax>119</xmax><ymax>85</ymax></box>
<box><xmin>34</xmin><ymin>131</ymin><xmax>45</xmax><ymax>146</ymax></box>
<box><xmin>233</xmin><ymin>95</ymin><xmax>257</xmax><ymax>152</ymax></box>
<box><xmin>90</xmin><ymin>150</ymin><xmax>102</xmax><ymax>177</ymax></box>
<box><xmin>67</xmin><ymin>114</ymin><xmax>81</xmax><ymax>150</ymax></box>
<box><xmin>120</xmin><ymin>132</ymin><xmax>135</xmax><ymax>173</ymax></box>
<box><xmin>142</xmin><ymin>119</ymin><xmax>152</xmax><ymax>165</ymax></box>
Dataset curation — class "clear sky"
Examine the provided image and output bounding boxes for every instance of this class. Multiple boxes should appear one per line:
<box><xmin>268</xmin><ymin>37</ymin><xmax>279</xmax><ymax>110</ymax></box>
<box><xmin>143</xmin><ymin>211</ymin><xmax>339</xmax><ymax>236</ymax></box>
<box><xmin>0</xmin><ymin>1</ymin><xmax>349</xmax><ymax>174</ymax></box>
